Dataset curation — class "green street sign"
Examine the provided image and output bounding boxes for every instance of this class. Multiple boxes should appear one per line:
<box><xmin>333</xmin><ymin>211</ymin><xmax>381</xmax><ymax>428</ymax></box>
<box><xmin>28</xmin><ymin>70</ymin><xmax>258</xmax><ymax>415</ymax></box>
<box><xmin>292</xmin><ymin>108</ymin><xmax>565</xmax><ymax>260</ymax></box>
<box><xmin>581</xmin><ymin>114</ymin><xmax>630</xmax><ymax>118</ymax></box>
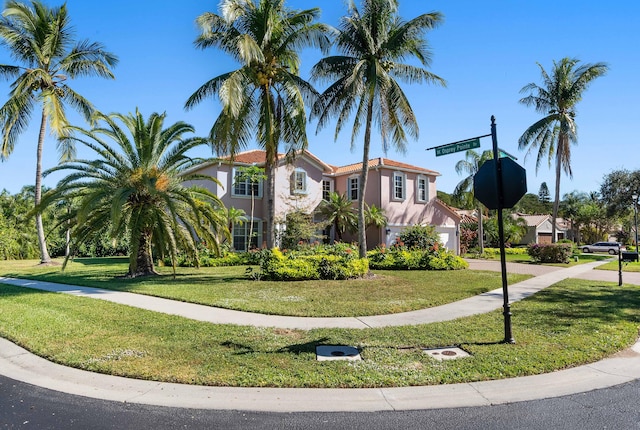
<box><xmin>435</xmin><ymin>138</ymin><xmax>480</xmax><ymax>157</ymax></box>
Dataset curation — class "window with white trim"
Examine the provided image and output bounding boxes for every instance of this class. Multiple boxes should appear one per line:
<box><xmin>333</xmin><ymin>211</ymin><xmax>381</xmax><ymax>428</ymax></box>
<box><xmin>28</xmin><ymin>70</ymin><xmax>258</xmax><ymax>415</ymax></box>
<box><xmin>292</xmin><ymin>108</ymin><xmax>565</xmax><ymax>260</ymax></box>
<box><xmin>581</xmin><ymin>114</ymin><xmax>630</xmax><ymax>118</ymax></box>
<box><xmin>393</xmin><ymin>171</ymin><xmax>406</xmax><ymax>200</ymax></box>
<box><xmin>322</xmin><ymin>180</ymin><xmax>332</xmax><ymax>201</ymax></box>
<box><xmin>232</xmin><ymin>168</ymin><xmax>262</xmax><ymax>198</ymax></box>
<box><xmin>417</xmin><ymin>175</ymin><xmax>429</xmax><ymax>202</ymax></box>
<box><xmin>349</xmin><ymin>176</ymin><xmax>359</xmax><ymax>201</ymax></box>
<box><xmin>232</xmin><ymin>220</ymin><xmax>262</xmax><ymax>251</ymax></box>
<box><xmin>291</xmin><ymin>168</ymin><xmax>307</xmax><ymax>195</ymax></box>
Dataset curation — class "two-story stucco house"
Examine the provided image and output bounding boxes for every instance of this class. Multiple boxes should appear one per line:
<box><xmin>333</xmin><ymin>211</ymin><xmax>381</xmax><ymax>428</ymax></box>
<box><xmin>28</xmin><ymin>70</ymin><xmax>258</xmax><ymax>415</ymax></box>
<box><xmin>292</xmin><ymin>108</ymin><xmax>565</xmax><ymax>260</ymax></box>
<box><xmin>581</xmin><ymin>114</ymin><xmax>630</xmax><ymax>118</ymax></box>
<box><xmin>187</xmin><ymin>149</ymin><xmax>461</xmax><ymax>254</ymax></box>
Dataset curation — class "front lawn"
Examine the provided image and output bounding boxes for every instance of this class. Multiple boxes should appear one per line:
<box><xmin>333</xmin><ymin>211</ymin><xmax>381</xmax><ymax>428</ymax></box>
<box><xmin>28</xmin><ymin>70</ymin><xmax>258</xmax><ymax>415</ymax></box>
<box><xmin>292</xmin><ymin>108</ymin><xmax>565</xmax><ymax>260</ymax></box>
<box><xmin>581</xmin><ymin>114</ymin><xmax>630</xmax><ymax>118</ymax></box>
<box><xmin>0</xmin><ymin>258</ymin><xmax>530</xmax><ymax>317</ymax></box>
<box><xmin>0</xmin><ymin>278</ymin><xmax>637</xmax><ymax>388</ymax></box>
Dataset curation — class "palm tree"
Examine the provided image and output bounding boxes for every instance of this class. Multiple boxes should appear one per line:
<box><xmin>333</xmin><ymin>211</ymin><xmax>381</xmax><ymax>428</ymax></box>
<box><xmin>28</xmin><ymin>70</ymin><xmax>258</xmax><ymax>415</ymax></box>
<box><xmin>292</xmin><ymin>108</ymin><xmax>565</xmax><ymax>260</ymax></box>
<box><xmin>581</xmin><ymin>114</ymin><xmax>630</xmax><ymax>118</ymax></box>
<box><xmin>364</xmin><ymin>203</ymin><xmax>387</xmax><ymax>232</ymax></box>
<box><xmin>42</xmin><ymin>110</ymin><xmax>228</xmax><ymax>278</ymax></box>
<box><xmin>518</xmin><ymin>57</ymin><xmax>608</xmax><ymax>243</ymax></box>
<box><xmin>0</xmin><ymin>0</ymin><xmax>118</xmax><ymax>264</ymax></box>
<box><xmin>311</xmin><ymin>0</ymin><xmax>445</xmax><ymax>258</ymax></box>
<box><xmin>318</xmin><ymin>191</ymin><xmax>357</xmax><ymax>242</ymax></box>
<box><xmin>185</xmin><ymin>0</ymin><xmax>329</xmax><ymax>248</ymax></box>
<box><xmin>454</xmin><ymin>149</ymin><xmax>493</xmax><ymax>253</ymax></box>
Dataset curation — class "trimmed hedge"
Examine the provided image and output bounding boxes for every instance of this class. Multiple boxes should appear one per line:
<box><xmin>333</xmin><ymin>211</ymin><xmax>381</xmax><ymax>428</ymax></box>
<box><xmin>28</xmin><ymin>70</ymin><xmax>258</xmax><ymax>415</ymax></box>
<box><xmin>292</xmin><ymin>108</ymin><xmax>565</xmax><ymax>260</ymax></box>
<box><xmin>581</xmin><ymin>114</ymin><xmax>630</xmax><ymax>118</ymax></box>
<box><xmin>256</xmin><ymin>248</ymin><xmax>369</xmax><ymax>281</ymax></box>
<box><xmin>368</xmin><ymin>246</ymin><xmax>468</xmax><ymax>270</ymax></box>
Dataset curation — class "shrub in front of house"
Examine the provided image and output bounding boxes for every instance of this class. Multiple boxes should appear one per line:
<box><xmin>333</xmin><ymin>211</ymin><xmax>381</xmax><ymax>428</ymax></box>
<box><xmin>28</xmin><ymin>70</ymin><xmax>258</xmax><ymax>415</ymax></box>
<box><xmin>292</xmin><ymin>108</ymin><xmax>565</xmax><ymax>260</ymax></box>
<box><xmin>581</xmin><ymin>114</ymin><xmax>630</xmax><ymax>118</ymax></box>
<box><xmin>367</xmin><ymin>244</ymin><xmax>468</xmax><ymax>270</ymax></box>
<box><xmin>256</xmin><ymin>247</ymin><xmax>369</xmax><ymax>281</ymax></box>
<box><xmin>527</xmin><ymin>243</ymin><xmax>573</xmax><ymax>264</ymax></box>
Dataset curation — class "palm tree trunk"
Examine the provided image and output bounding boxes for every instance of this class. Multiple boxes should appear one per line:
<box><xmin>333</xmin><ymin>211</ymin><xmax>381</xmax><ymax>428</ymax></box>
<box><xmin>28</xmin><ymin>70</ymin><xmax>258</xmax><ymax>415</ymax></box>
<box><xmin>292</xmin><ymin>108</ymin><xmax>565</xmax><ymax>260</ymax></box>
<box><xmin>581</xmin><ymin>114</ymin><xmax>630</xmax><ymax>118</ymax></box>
<box><xmin>130</xmin><ymin>231</ymin><xmax>157</xmax><ymax>277</ymax></box>
<box><xmin>358</xmin><ymin>97</ymin><xmax>375</xmax><ymax>258</ymax></box>
<box><xmin>551</xmin><ymin>136</ymin><xmax>564</xmax><ymax>244</ymax></box>
<box><xmin>248</xmin><ymin>186</ymin><xmax>255</xmax><ymax>250</ymax></box>
<box><xmin>35</xmin><ymin>110</ymin><xmax>51</xmax><ymax>264</ymax></box>
<box><xmin>266</xmin><ymin>161</ymin><xmax>275</xmax><ymax>248</ymax></box>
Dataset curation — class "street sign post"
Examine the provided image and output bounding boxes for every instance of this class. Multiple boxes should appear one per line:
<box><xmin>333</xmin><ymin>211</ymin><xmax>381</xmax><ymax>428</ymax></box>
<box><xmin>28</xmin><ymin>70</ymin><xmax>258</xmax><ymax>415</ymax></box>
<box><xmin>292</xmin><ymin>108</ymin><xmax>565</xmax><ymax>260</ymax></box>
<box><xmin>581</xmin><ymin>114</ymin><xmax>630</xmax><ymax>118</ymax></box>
<box><xmin>434</xmin><ymin>137</ymin><xmax>480</xmax><ymax>157</ymax></box>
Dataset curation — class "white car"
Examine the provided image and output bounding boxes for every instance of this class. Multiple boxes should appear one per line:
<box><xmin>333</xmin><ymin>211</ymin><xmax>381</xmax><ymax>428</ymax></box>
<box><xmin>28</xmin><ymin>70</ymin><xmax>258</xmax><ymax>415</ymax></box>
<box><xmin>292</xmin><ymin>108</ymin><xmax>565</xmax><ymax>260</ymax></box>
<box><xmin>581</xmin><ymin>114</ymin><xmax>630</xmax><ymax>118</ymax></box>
<box><xmin>581</xmin><ymin>242</ymin><xmax>625</xmax><ymax>255</ymax></box>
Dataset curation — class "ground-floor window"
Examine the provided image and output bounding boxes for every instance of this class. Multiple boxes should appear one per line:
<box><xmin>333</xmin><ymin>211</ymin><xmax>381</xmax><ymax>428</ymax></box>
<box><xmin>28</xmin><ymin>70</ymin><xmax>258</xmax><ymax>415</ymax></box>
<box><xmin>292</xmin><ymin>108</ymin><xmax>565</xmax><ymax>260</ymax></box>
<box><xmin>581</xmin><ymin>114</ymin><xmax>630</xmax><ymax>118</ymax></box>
<box><xmin>232</xmin><ymin>220</ymin><xmax>262</xmax><ymax>251</ymax></box>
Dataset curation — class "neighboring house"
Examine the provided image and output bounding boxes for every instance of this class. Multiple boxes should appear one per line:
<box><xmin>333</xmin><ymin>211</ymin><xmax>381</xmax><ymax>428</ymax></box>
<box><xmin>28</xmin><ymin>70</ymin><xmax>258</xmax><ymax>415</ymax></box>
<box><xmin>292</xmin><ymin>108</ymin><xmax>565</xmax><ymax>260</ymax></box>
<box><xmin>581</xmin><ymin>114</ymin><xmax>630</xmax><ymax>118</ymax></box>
<box><xmin>513</xmin><ymin>213</ymin><xmax>569</xmax><ymax>245</ymax></box>
<box><xmin>186</xmin><ymin>150</ymin><xmax>461</xmax><ymax>254</ymax></box>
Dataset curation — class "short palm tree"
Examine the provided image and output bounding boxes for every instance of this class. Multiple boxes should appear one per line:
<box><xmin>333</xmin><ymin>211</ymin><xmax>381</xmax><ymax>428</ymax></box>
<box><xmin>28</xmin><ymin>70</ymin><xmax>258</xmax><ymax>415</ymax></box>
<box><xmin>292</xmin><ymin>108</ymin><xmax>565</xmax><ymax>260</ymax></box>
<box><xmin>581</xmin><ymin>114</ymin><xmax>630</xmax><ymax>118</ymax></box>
<box><xmin>365</xmin><ymin>203</ymin><xmax>387</xmax><ymax>232</ymax></box>
<box><xmin>0</xmin><ymin>0</ymin><xmax>118</xmax><ymax>264</ymax></box>
<box><xmin>318</xmin><ymin>191</ymin><xmax>357</xmax><ymax>242</ymax></box>
<box><xmin>518</xmin><ymin>57</ymin><xmax>608</xmax><ymax>242</ymax></box>
<box><xmin>454</xmin><ymin>149</ymin><xmax>494</xmax><ymax>253</ymax></box>
<box><xmin>311</xmin><ymin>0</ymin><xmax>445</xmax><ymax>258</ymax></box>
<box><xmin>43</xmin><ymin>110</ymin><xmax>228</xmax><ymax>278</ymax></box>
<box><xmin>185</xmin><ymin>0</ymin><xmax>330</xmax><ymax>248</ymax></box>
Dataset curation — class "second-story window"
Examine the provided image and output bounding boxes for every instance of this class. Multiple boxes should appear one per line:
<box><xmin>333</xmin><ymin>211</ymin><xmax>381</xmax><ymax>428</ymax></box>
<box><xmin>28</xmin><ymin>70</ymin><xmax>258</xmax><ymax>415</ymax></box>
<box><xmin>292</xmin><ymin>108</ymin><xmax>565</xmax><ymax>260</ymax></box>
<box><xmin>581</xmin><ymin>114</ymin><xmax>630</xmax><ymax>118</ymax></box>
<box><xmin>322</xmin><ymin>180</ymin><xmax>332</xmax><ymax>201</ymax></box>
<box><xmin>417</xmin><ymin>175</ymin><xmax>428</xmax><ymax>202</ymax></box>
<box><xmin>349</xmin><ymin>176</ymin><xmax>359</xmax><ymax>201</ymax></box>
<box><xmin>393</xmin><ymin>171</ymin><xmax>406</xmax><ymax>200</ymax></box>
<box><xmin>291</xmin><ymin>169</ymin><xmax>307</xmax><ymax>195</ymax></box>
<box><xmin>232</xmin><ymin>168</ymin><xmax>262</xmax><ymax>197</ymax></box>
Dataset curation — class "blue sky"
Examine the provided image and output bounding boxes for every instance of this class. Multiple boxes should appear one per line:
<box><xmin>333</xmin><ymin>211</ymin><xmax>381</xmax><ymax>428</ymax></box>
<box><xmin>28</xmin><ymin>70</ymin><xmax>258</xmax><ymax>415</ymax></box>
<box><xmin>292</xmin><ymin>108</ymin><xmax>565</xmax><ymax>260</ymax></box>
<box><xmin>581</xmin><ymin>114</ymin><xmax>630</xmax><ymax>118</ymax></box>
<box><xmin>0</xmin><ymin>0</ymin><xmax>638</xmax><ymax>201</ymax></box>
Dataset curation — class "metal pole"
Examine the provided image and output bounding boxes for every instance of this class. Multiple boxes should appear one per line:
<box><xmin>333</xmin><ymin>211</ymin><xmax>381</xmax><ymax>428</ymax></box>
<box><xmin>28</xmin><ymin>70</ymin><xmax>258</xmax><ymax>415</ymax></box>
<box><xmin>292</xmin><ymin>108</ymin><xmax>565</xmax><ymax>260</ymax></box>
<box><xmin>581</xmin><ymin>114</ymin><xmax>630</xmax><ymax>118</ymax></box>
<box><xmin>491</xmin><ymin>116</ymin><xmax>514</xmax><ymax>344</ymax></box>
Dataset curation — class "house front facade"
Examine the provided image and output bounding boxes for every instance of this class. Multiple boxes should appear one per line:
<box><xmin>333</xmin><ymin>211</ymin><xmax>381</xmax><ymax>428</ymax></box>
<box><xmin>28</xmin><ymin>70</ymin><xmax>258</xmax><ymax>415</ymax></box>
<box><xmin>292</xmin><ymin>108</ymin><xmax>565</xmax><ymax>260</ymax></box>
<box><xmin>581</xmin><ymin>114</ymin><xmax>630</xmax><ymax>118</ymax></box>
<box><xmin>187</xmin><ymin>150</ymin><xmax>461</xmax><ymax>254</ymax></box>
<box><xmin>514</xmin><ymin>213</ymin><xmax>569</xmax><ymax>245</ymax></box>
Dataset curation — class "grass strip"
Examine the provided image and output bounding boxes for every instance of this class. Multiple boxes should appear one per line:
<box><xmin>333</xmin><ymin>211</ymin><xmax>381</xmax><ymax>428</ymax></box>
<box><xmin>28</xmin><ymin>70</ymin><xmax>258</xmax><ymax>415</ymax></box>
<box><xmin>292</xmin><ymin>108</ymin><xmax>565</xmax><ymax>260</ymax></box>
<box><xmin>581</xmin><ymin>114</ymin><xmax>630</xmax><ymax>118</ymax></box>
<box><xmin>0</xmin><ymin>278</ymin><xmax>638</xmax><ymax>388</ymax></box>
<box><xmin>0</xmin><ymin>258</ymin><xmax>530</xmax><ymax>317</ymax></box>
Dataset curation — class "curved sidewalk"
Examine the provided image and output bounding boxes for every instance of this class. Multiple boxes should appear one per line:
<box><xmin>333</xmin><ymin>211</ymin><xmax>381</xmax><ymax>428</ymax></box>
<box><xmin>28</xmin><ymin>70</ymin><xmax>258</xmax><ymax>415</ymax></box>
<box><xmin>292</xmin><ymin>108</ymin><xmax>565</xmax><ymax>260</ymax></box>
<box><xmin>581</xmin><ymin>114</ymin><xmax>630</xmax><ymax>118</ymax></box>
<box><xmin>0</xmin><ymin>259</ymin><xmax>621</xmax><ymax>329</ymax></box>
<box><xmin>1</xmin><ymin>260</ymin><xmax>640</xmax><ymax>412</ymax></box>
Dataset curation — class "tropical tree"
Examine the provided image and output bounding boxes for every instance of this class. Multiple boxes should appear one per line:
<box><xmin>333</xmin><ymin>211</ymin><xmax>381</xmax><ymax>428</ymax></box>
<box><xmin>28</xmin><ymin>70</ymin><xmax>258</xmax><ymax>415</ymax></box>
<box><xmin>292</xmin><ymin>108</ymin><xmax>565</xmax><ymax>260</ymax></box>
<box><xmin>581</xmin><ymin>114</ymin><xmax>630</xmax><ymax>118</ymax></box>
<box><xmin>364</xmin><ymin>203</ymin><xmax>387</xmax><ymax>232</ymax></box>
<box><xmin>484</xmin><ymin>214</ymin><xmax>528</xmax><ymax>247</ymax></box>
<box><xmin>220</xmin><ymin>206</ymin><xmax>246</xmax><ymax>249</ymax></box>
<box><xmin>236</xmin><ymin>165</ymin><xmax>266</xmax><ymax>248</ymax></box>
<box><xmin>41</xmin><ymin>110</ymin><xmax>228</xmax><ymax>278</ymax></box>
<box><xmin>518</xmin><ymin>57</ymin><xmax>608</xmax><ymax>243</ymax></box>
<box><xmin>453</xmin><ymin>149</ymin><xmax>493</xmax><ymax>253</ymax></box>
<box><xmin>185</xmin><ymin>0</ymin><xmax>329</xmax><ymax>248</ymax></box>
<box><xmin>311</xmin><ymin>0</ymin><xmax>445</xmax><ymax>258</ymax></box>
<box><xmin>0</xmin><ymin>0</ymin><xmax>118</xmax><ymax>264</ymax></box>
<box><xmin>318</xmin><ymin>191</ymin><xmax>357</xmax><ymax>242</ymax></box>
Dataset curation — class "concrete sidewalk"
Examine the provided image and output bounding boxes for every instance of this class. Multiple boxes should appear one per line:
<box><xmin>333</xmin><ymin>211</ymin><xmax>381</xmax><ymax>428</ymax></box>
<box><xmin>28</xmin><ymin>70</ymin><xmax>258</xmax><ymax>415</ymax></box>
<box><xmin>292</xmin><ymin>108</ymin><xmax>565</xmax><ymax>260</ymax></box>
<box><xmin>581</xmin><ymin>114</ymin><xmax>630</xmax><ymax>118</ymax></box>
<box><xmin>0</xmin><ymin>259</ymin><xmax>625</xmax><ymax>329</ymax></box>
<box><xmin>1</xmin><ymin>259</ymin><xmax>639</xmax><ymax>412</ymax></box>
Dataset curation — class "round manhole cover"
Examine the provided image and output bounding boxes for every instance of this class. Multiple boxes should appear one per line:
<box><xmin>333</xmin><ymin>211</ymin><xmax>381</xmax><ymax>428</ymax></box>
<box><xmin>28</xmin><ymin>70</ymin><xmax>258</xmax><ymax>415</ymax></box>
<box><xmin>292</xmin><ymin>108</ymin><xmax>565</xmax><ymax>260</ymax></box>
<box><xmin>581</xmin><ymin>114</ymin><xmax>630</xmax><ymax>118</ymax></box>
<box><xmin>441</xmin><ymin>350</ymin><xmax>457</xmax><ymax>356</ymax></box>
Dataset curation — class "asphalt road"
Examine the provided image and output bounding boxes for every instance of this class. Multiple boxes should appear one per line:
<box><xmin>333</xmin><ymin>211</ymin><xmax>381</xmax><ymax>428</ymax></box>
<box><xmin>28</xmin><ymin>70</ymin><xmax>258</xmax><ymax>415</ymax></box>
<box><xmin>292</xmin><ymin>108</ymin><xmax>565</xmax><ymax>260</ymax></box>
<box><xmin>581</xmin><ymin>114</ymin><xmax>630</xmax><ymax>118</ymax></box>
<box><xmin>2</xmin><ymin>374</ymin><xmax>639</xmax><ymax>430</ymax></box>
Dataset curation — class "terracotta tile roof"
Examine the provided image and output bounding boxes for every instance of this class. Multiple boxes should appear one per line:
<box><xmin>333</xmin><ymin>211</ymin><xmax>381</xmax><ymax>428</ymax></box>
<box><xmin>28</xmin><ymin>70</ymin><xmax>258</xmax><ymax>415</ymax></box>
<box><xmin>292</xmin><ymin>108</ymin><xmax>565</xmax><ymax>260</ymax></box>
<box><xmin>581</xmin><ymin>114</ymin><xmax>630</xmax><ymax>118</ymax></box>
<box><xmin>332</xmin><ymin>157</ymin><xmax>440</xmax><ymax>176</ymax></box>
<box><xmin>219</xmin><ymin>149</ymin><xmax>271</xmax><ymax>165</ymax></box>
<box><xmin>218</xmin><ymin>149</ymin><xmax>333</xmax><ymax>172</ymax></box>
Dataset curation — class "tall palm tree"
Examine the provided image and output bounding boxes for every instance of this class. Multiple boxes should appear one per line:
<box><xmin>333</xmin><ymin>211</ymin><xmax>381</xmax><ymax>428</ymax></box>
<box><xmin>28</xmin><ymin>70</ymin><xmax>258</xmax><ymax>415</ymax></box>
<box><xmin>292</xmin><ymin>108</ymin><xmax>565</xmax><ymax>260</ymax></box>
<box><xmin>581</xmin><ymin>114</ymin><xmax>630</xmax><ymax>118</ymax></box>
<box><xmin>311</xmin><ymin>0</ymin><xmax>445</xmax><ymax>258</ymax></box>
<box><xmin>185</xmin><ymin>0</ymin><xmax>330</xmax><ymax>248</ymax></box>
<box><xmin>42</xmin><ymin>110</ymin><xmax>228</xmax><ymax>278</ymax></box>
<box><xmin>0</xmin><ymin>0</ymin><xmax>118</xmax><ymax>264</ymax></box>
<box><xmin>518</xmin><ymin>57</ymin><xmax>608</xmax><ymax>242</ymax></box>
<box><xmin>454</xmin><ymin>149</ymin><xmax>493</xmax><ymax>253</ymax></box>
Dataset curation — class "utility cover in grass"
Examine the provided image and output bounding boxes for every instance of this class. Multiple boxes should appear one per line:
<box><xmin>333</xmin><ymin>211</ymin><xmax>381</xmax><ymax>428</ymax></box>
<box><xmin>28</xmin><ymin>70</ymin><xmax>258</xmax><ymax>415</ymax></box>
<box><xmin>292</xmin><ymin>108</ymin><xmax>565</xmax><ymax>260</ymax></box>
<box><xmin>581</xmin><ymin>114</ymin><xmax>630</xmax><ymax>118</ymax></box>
<box><xmin>316</xmin><ymin>345</ymin><xmax>362</xmax><ymax>361</ymax></box>
<box><xmin>423</xmin><ymin>346</ymin><xmax>470</xmax><ymax>361</ymax></box>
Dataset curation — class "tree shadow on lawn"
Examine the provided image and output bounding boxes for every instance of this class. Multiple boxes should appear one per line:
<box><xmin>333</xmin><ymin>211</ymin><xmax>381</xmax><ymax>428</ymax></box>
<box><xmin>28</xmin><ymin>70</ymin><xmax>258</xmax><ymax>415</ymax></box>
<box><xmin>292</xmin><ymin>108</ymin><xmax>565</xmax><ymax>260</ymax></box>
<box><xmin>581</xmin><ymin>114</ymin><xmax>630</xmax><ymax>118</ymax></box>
<box><xmin>520</xmin><ymin>283</ymin><xmax>640</xmax><ymax>328</ymax></box>
<box><xmin>220</xmin><ymin>337</ymin><xmax>331</xmax><ymax>356</ymax></box>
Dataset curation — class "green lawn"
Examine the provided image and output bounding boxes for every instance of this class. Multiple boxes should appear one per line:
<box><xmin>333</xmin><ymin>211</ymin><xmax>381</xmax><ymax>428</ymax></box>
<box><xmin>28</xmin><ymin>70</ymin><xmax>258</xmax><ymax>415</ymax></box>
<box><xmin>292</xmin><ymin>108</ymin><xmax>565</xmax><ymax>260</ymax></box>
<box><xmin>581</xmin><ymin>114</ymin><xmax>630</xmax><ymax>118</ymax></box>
<box><xmin>467</xmin><ymin>252</ymin><xmax>610</xmax><ymax>266</ymax></box>
<box><xmin>0</xmin><ymin>258</ymin><xmax>531</xmax><ymax>317</ymax></box>
<box><xmin>0</xmin><ymin>278</ymin><xmax>637</xmax><ymax>388</ymax></box>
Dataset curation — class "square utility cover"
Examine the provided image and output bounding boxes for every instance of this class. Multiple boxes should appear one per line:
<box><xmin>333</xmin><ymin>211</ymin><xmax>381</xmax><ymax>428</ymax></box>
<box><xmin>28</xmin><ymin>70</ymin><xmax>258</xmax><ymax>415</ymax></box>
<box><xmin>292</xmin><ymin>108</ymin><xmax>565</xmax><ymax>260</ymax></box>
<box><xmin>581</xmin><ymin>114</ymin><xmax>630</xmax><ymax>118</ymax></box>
<box><xmin>423</xmin><ymin>346</ymin><xmax>470</xmax><ymax>361</ymax></box>
<box><xmin>316</xmin><ymin>345</ymin><xmax>362</xmax><ymax>361</ymax></box>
